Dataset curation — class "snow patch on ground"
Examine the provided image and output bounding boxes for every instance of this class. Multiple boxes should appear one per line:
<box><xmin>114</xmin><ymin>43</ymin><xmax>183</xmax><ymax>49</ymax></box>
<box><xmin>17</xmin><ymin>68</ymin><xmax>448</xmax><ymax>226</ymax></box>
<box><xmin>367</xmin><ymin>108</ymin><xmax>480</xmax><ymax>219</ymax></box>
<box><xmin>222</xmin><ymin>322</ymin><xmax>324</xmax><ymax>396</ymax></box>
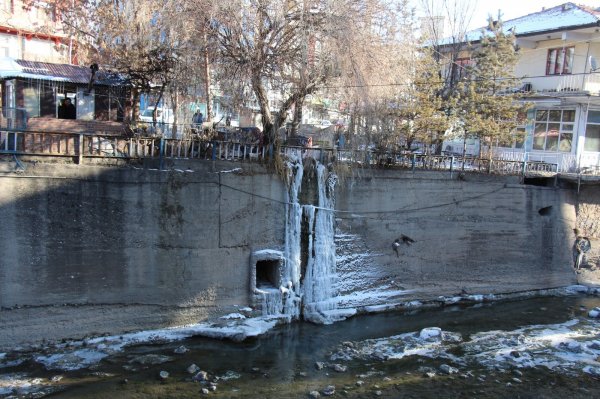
<box><xmin>20</xmin><ymin>316</ymin><xmax>285</xmax><ymax>372</ymax></box>
<box><xmin>0</xmin><ymin>373</ymin><xmax>62</xmax><ymax>397</ymax></box>
<box><xmin>331</xmin><ymin>318</ymin><xmax>600</xmax><ymax>375</ymax></box>
<box><xmin>331</xmin><ymin>327</ymin><xmax>462</xmax><ymax>363</ymax></box>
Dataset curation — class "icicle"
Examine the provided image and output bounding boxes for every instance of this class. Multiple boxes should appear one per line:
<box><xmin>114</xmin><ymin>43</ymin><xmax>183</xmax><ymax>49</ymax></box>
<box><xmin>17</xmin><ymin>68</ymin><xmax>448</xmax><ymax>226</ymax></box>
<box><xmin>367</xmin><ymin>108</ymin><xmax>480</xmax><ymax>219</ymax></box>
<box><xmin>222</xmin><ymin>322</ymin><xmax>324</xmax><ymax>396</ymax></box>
<box><xmin>301</xmin><ymin>164</ymin><xmax>339</xmax><ymax>324</ymax></box>
<box><xmin>263</xmin><ymin>157</ymin><xmax>339</xmax><ymax>324</ymax></box>
<box><xmin>258</xmin><ymin>287</ymin><xmax>283</xmax><ymax>316</ymax></box>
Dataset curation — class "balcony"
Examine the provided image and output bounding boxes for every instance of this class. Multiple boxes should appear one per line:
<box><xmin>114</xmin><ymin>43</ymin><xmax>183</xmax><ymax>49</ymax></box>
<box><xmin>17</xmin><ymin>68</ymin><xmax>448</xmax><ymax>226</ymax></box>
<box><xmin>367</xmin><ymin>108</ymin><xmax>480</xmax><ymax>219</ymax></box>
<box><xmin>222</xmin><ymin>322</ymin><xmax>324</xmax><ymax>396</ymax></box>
<box><xmin>522</xmin><ymin>72</ymin><xmax>600</xmax><ymax>96</ymax></box>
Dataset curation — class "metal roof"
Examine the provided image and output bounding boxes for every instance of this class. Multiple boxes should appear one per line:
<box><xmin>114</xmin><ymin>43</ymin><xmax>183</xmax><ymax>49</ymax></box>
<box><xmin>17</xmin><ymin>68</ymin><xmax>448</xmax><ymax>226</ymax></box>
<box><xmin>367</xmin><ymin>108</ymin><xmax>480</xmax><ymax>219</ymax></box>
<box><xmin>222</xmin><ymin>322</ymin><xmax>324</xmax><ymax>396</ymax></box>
<box><xmin>0</xmin><ymin>58</ymin><xmax>129</xmax><ymax>86</ymax></box>
<box><xmin>444</xmin><ymin>2</ymin><xmax>600</xmax><ymax>45</ymax></box>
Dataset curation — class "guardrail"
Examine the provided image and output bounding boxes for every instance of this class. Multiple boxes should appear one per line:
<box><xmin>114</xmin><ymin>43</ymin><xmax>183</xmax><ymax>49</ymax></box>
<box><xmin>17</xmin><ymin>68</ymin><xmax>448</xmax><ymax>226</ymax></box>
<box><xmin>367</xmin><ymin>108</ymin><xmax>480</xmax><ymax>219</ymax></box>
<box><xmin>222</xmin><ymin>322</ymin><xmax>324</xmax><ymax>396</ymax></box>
<box><xmin>0</xmin><ymin>130</ymin><xmax>568</xmax><ymax>177</ymax></box>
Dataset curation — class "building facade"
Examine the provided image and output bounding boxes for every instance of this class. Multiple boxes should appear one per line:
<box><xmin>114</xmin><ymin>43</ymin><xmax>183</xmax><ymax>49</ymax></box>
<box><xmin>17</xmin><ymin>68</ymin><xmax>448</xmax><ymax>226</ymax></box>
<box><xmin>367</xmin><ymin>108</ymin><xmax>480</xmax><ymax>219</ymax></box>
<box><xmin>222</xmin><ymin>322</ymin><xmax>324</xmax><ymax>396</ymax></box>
<box><xmin>0</xmin><ymin>0</ymin><xmax>72</xmax><ymax>64</ymax></box>
<box><xmin>445</xmin><ymin>3</ymin><xmax>600</xmax><ymax>173</ymax></box>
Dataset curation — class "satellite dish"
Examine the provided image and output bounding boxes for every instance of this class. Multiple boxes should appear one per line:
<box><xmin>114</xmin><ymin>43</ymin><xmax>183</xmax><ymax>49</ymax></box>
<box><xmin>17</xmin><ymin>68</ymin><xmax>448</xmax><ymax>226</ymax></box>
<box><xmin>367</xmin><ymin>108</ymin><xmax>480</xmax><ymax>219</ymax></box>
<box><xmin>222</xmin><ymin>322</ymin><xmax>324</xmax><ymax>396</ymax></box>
<box><xmin>590</xmin><ymin>56</ymin><xmax>598</xmax><ymax>72</ymax></box>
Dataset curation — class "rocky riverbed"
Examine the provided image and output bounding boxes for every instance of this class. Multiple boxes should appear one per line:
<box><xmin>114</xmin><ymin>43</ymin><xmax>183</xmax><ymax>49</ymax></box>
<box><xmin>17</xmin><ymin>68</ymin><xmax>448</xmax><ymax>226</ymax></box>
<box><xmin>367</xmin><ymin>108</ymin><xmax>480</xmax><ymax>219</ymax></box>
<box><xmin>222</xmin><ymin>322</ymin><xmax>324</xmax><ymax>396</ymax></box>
<box><xmin>1</xmin><ymin>291</ymin><xmax>600</xmax><ymax>398</ymax></box>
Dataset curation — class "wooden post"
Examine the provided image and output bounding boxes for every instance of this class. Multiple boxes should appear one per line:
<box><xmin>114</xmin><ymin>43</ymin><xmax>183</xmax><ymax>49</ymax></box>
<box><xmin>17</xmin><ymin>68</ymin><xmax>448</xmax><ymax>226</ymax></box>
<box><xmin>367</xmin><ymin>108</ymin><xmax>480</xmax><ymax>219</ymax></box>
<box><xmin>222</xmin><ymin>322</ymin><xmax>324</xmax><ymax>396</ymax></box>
<box><xmin>78</xmin><ymin>134</ymin><xmax>83</xmax><ymax>165</ymax></box>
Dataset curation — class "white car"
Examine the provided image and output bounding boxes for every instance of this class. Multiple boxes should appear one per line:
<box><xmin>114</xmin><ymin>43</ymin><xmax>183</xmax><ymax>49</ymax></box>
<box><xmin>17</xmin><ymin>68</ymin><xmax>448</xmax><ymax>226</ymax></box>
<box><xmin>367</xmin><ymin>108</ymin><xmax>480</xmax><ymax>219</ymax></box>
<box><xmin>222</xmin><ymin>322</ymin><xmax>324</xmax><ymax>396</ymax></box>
<box><xmin>139</xmin><ymin>108</ymin><xmax>174</xmax><ymax>124</ymax></box>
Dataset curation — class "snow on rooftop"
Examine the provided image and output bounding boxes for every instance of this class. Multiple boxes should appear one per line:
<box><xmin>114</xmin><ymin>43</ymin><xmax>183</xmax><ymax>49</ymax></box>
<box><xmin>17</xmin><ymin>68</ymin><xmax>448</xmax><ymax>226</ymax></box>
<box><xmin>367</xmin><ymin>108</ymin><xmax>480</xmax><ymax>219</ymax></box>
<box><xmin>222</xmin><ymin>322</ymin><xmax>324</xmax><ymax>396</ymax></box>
<box><xmin>458</xmin><ymin>3</ymin><xmax>600</xmax><ymax>44</ymax></box>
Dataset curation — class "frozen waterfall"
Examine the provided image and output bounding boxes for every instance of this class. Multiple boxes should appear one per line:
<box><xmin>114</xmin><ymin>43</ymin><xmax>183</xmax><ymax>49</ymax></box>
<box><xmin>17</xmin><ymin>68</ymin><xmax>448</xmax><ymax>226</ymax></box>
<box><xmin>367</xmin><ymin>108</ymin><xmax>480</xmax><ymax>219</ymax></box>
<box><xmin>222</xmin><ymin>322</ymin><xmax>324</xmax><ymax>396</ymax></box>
<box><xmin>257</xmin><ymin>156</ymin><xmax>340</xmax><ymax>324</ymax></box>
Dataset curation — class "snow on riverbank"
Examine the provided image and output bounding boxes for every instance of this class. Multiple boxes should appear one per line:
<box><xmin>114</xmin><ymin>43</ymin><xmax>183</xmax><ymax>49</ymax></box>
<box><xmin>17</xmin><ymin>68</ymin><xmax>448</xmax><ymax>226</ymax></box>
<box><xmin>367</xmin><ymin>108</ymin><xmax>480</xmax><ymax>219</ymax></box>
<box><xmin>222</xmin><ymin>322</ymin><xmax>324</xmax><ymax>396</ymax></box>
<box><xmin>330</xmin><ymin>317</ymin><xmax>600</xmax><ymax>376</ymax></box>
<box><xmin>0</xmin><ymin>315</ymin><xmax>286</xmax><ymax>374</ymax></box>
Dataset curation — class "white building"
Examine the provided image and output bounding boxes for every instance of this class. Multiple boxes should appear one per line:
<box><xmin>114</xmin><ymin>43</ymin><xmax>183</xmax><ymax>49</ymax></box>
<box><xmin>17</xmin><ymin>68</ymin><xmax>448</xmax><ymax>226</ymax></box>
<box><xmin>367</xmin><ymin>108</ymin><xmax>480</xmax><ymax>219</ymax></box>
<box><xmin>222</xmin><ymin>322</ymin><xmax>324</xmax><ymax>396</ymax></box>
<box><xmin>447</xmin><ymin>3</ymin><xmax>600</xmax><ymax>173</ymax></box>
<box><xmin>0</xmin><ymin>1</ymin><xmax>71</xmax><ymax>64</ymax></box>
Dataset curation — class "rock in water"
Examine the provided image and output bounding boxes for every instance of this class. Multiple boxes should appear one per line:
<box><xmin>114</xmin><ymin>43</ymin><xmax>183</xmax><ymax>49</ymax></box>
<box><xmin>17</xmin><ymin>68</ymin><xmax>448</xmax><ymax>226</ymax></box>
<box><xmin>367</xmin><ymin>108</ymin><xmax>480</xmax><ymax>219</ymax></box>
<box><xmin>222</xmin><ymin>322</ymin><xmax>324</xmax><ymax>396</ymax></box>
<box><xmin>440</xmin><ymin>364</ymin><xmax>459</xmax><ymax>375</ymax></box>
<box><xmin>187</xmin><ymin>364</ymin><xmax>200</xmax><ymax>374</ymax></box>
<box><xmin>322</xmin><ymin>385</ymin><xmax>335</xmax><ymax>396</ymax></box>
<box><xmin>332</xmin><ymin>364</ymin><xmax>347</xmax><ymax>373</ymax></box>
<box><xmin>419</xmin><ymin>327</ymin><xmax>442</xmax><ymax>340</ymax></box>
<box><xmin>174</xmin><ymin>345</ymin><xmax>189</xmax><ymax>354</ymax></box>
<box><xmin>193</xmin><ymin>371</ymin><xmax>209</xmax><ymax>382</ymax></box>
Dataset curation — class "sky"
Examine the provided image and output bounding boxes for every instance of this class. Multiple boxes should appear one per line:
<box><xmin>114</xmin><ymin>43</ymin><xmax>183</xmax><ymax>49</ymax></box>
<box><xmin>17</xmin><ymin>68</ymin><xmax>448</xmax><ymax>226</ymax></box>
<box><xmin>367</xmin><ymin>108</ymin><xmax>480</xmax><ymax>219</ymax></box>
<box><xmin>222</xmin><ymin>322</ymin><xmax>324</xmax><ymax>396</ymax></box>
<box><xmin>468</xmin><ymin>0</ymin><xmax>600</xmax><ymax>29</ymax></box>
<box><xmin>412</xmin><ymin>0</ymin><xmax>600</xmax><ymax>34</ymax></box>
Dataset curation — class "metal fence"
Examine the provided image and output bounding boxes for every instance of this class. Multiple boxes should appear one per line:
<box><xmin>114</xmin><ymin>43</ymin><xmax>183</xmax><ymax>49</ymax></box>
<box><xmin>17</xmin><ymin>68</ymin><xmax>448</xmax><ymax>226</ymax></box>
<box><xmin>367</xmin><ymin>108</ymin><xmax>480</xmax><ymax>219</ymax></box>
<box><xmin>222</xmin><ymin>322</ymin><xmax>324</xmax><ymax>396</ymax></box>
<box><xmin>0</xmin><ymin>129</ymin><xmax>573</xmax><ymax>177</ymax></box>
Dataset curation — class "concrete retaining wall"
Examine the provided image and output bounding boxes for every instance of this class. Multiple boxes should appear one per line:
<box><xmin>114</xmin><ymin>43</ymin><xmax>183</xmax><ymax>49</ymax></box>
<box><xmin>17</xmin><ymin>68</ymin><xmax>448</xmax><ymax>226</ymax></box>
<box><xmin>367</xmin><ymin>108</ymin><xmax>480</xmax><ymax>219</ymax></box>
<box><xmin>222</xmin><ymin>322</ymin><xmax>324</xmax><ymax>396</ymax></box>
<box><xmin>0</xmin><ymin>160</ymin><xmax>286</xmax><ymax>350</ymax></box>
<box><xmin>0</xmin><ymin>159</ymin><xmax>582</xmax><ymax>350</ymax></box>
<box><xmin>334</xmin><ymin>169</ymin><xmax>578</xmax><ymax>302</ymax></box>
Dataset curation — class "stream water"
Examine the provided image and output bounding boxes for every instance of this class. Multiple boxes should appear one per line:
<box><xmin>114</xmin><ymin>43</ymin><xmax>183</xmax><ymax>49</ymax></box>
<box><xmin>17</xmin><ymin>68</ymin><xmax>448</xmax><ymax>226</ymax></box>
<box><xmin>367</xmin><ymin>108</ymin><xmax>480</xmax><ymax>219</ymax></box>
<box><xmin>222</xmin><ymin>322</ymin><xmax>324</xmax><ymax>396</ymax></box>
<box><xmin>1</xmin><ymin>294</ymin><xmax>600</xmax><ymax>398</ymax></box>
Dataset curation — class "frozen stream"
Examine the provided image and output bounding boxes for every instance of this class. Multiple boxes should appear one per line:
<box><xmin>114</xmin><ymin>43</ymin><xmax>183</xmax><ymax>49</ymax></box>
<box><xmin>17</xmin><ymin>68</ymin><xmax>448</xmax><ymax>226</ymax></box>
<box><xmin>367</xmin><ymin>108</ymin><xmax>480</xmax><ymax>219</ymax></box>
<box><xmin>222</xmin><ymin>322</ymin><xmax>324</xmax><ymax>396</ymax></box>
<box><xmin>1</xmin><ymin>294</ymin><xmax>600</xmax><ymax>398</ymax></box>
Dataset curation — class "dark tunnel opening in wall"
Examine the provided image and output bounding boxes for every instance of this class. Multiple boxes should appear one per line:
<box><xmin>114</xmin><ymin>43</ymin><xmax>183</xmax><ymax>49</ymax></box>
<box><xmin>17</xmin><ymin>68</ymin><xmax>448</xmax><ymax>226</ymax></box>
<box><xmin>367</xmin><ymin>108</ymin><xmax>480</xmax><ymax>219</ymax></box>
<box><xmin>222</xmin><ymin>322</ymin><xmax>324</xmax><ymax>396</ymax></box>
<box><xmin>539</xmin><ymin>206</ymin><xmax>553</xmax><ymax>216</ymax></box>
<box><xmin>255</xmin><ymin>259</ymin><xmax>281</xmax><ymax>289</ymax></box>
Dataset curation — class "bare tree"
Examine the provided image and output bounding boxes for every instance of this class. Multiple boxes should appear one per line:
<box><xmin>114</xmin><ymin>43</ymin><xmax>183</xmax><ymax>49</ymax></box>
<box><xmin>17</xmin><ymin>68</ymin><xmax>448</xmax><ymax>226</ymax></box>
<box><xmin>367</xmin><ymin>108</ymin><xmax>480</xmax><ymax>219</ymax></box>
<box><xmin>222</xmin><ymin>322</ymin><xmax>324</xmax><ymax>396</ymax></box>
<box><xmin>418</xmin><ymin>0</ymin><xmax>476</xmax><ymax>100</ymax></box>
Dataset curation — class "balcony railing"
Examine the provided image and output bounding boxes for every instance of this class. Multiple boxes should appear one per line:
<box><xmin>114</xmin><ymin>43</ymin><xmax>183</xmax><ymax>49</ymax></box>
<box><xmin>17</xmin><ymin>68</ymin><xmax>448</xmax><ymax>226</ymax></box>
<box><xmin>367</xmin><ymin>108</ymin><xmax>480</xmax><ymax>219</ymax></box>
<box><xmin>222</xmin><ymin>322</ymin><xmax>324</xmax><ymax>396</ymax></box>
<box><xmin>522</xmin><ymin>72</ymin><xmax>600</xmax><ymax>95</ymax></box>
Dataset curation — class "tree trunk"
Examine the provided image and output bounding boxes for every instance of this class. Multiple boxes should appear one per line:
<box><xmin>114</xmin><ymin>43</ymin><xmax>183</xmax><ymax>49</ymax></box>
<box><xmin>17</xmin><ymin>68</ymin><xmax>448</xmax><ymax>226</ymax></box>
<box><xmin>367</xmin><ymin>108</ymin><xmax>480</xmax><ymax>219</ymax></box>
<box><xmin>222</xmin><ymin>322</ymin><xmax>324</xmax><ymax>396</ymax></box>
<box><xmin>204</xmin><ymin>46</ymin><xmax>212</xmax><ymax>122</ymax></box>
<box><xmin>171</xmin><ymin>90</ymin><xmax>178</xmax><ymax>139</ymax></box>
<box><xmin>252</xmin><ymin>74</ymin><xmax>274</xmax><ymax>144</ymax></box>
<box><xmin>291</xmin><ymin>100</ymin><xmax>303</xmax><ymax>137</ymax></box>
<box><xmin>131</xmin><ymin>88</ymin><xmax>140</xmax><ymax>123</ymax></box>
<box><xmin>152</xmin><ymin>85</ymin><xmax>165</xmax><ymax>127</ymax></box>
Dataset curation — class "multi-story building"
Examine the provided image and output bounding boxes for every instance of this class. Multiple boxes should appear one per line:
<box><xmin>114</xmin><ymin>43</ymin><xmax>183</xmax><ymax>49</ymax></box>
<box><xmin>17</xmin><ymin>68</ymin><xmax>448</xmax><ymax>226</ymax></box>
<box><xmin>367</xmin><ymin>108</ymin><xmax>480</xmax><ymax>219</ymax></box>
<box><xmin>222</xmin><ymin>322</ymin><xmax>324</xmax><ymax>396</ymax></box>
<box><xmin>0</xmin><ymin>0</ymin><xmax>71</xmax><ymax>64</ymax></box>
<box><xmin>444</xmin><ymin>2</ymin><xmax>600</xmax><ymax>173</ymax></box>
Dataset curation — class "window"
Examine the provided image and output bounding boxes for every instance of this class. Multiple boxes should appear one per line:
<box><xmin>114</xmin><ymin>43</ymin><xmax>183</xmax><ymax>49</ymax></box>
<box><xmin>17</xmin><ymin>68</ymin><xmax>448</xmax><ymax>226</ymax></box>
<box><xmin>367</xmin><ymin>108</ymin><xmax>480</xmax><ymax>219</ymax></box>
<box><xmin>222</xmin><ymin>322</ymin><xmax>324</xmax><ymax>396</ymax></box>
<box><xmin>533</xmin><ymin>109</ymin><xmax>575</xmax><ymax>152</ymax></box>
<box><xmin>451</xmin><ymin>57</ymin><xmax>473</xmax><ymax>82</ymax></box>
<box><xmin>585</xmin><ymin>111</ymin><xmax>600</xmax><ymax>152</ymax></box>
<box><xmin>546</xmin><ymin>47</ymin><xmax>574</xmax><ymax>75</ymax></box>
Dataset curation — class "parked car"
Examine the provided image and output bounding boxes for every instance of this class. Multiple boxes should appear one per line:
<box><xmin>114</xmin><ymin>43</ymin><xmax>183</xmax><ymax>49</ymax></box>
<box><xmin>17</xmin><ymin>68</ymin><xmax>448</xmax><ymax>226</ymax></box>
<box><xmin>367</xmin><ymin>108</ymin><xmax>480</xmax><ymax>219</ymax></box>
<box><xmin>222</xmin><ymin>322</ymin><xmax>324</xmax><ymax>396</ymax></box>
<box><xmin>287</xmin><ymin>135</ymin><xmax>311</xmax><ymax>147</ymax></box>
<box><xmin>139</xmin><ymin>108</ymin><xmax>174</xmax><ymax>124</ymax></box>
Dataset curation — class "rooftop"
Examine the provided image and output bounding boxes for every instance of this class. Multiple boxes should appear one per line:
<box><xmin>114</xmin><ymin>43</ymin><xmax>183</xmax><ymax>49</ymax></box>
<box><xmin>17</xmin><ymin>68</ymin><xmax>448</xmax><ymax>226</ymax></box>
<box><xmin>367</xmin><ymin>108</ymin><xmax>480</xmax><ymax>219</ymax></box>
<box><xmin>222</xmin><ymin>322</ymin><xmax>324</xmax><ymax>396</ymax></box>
<box><xmin>459</xmin><ymin>2</ymin><xmax>600</xmax><ymax>43</ymax></box>
<box><xmin>0</xmin><ymin>58</ymin><xmax>129</xmax><ymax>86</ymax></box>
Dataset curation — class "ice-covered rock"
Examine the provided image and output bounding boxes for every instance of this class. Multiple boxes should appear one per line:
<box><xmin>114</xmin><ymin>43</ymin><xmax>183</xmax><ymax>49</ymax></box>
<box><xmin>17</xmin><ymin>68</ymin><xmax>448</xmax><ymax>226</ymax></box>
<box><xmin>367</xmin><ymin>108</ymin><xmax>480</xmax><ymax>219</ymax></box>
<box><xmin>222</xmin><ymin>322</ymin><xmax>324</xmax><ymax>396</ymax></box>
<box><xmin>193</xmin><ymin>371</ymin><xmax>209</xmax><ymax>382</ymax></box>
<box><xmin>439</xmin><ymin>364</ymin><xmax>459</xmax><ymax>375</ymax></box>
<box><xmin>220</xmin><ymin>313</ymin><xmax>247</xmax><ymax>320</ymax></box>
<box><xmin>186</xmin><ymin>364</ymin><xmax>200</xmax><ymax>374</ymax></box>
<box><xmin>173</xmin><ymin>345</ymin><xmax>189</xmax><ymax>354</ymax></box>
<box><xmin>584</xmin><ymin>366</ymin><xmax>600</xmax><ymax>376</ymax></box>
<box><xmin>419</xmin><ymin>327</ymin><xmax>442</xmax><ymax>340</ymax></box>
<box><xmin>322</xmin><ymin>385</ymin><xmax>336</xmax><ymax>396</ymax></box>
<box><xmin>588</xmin><ymin>307</ymin><xmax>600</xmax><ymax>318</ymax></box>
<box><xmin>332</xmin><ymin>364</ymin><xmax>347</xmax><ymax>373</ymax></box>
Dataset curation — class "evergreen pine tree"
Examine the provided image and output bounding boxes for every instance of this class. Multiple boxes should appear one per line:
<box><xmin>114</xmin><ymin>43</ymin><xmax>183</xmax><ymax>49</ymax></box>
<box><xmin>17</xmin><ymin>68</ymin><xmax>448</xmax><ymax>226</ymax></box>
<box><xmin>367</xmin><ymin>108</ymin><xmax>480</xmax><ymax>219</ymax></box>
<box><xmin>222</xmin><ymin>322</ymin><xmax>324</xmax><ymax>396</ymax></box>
<box><xmin>397</xmin><ymin>47</ymin><xmax>450</xmax><ymax>153</ymax></box>
<box><xmin>455</xmin><ymin>16</ymin><xmax>527</xmax><ymax>158</ymax></box>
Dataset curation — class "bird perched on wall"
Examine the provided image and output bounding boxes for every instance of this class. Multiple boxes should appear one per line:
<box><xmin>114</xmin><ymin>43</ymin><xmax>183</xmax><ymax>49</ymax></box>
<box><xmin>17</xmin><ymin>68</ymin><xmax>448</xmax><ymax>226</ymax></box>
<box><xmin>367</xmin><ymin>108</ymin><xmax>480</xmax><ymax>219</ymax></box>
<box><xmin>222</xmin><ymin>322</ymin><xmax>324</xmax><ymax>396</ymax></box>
<box><xmin>392</xmin><ymin>234</ymin><xmax>415</xmax><ymax>257</ymax></box>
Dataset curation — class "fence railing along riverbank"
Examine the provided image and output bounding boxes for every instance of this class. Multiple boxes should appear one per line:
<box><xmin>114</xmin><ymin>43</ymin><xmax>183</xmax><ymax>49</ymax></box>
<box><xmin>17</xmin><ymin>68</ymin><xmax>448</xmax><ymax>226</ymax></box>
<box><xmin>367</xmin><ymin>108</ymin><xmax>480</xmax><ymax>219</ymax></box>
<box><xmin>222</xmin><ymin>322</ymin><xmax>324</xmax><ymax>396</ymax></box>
<box><xmin>0</xmin><ymin>129</ymin><xmax>572</xmax><ymax>177</ymax></box>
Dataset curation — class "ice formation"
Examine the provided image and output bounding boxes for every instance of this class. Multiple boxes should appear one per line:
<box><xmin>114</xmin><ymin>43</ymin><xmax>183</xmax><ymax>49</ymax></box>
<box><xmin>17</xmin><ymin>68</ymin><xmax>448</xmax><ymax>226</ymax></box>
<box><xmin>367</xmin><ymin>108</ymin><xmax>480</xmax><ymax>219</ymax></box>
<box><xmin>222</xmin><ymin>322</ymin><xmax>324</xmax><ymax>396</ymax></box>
<box><xmin>302</xmin><ymin>163</ymin><xmax>339</xmax><ymax>323</ymax></box>
<box><xmin>259</xmin><ymin>155</ymin><xmax>340</xmax><ymax>324</ymax></box>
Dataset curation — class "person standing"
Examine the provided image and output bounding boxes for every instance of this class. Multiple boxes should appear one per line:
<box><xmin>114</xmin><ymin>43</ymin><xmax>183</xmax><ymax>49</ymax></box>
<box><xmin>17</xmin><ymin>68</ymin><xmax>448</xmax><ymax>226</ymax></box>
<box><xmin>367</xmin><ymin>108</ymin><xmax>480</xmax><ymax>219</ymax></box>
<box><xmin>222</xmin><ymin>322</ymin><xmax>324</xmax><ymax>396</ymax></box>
<box><xmin>64</xmin><ymin>98</ymin><xmax>76</xmax><ymax>119</ymax></box>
